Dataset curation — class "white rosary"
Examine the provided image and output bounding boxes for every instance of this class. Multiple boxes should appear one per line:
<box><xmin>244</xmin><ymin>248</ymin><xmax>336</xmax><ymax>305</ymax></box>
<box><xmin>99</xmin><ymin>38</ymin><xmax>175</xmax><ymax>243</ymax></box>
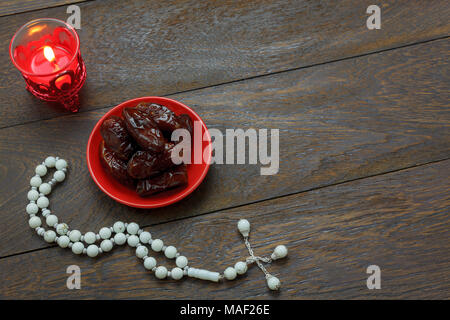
<box><xmin>26</xmin><ymin>156</ymin><xmax>288</xmax><ymax>290</ymax></box>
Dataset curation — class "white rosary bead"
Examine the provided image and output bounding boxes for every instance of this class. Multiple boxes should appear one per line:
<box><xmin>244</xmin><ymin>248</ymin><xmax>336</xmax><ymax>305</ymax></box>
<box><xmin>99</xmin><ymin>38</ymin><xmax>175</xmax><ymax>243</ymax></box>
<box><xmin>44</xmin><ymin>156</ymin><xmax>56</xmax><ymax>167</ymax></box>
<box><xmin>267</xmin><ymin>276</ymin><xmax>281</xmax><ymax>290</ymax></box>
<box><xmin>224</xmin><ymin>267</ymin><xmax>237</xmax><ymax>280</ymax></box>
<box><xmin>56</xmin><ymin>223</ymin><xmax>69</xmax><ymax>235</ymax></box>
<box><xmin>53</xmin><ymin>170</ymin><xmax>65</xmax><ymax>182</ymax></box>
<box><xmin>69</xmin><ymin>229</ymin><xmax>81</xmax><ymax>242</ymax></box>
<box><xmin>234</xmin><ymin>261</ymin><xmax>248</xmax><ymax>275</ymax></box>
<box><xmin>39</xmin><ymin>183</ymin><xmax>52</xmax><ymax>195</ymax></box>
<box><xmin>164</xmin><ymin>246</ymin><xmax>177</xmax><ymax>259</ymax></box>
<box><xmin>139</xmin><ymin>231</ymin><xmax>151</xmax><ymax>243</ymax></box>
<box><xmin>46</xmin><ymin>214</ymin><xmax>58</xmax><ymax>226</ymax></box>
<box><xmin>113</xmin><ymin>221</ymin><xmax>125</xmax><ymax>233</ymax></box>
<box><xmin>155</xmin><ymin>266</ymin><xmax>168</xmax><ymax>279</ymax></box>
<box><xmin>143</xmin><ymin>257</ymin><xmax>157</xmax><ymax>270</ymax></box>
<box><xmin>114</xmin><ymin>232</ymin><xmax>126</xmax><ymax>245</ymax></box>
<box><xmin>28</xmin><ymin>216</ymin><xmax>42</xmax><ymax>229</ymax></box>
<box><xmin>176</xmin><ymin>256</ymin><xmax>188</xmax><ymax>268</ymax></box>
<box><xmin>136</xmin><ymin>245</ymin><xmax>148</xmax><ymax>258</ymax></box>
<box><xmin>35</xmin><ymin>164</ymin><xmax>47</xmax><ymax>177</ymax></box>
<box><xmin>187</xmin><ymin>268</ymin><xmax>221</xmax><ymax>282</ymax></box>
<box><xmin>30</xmin><ymin>176</ymin><xmax>42</xmax><ymax>187</ymax></box>
<box><xmin>271</xmin><ymin>245</ymin><xmax>288</xmax><ymax>260</ymax></box>
<box><xmin>126</xmin><ymin>222</ymin><xmax>139</xmax><ymax>235</ymax></box>
<box><xmin>100</xmin><ymin>239</ymin><xmax>113</xmax><ymax>252</ymax></box>
<box><xmin>86</xmin><ymin>244</ymin><xmax>99</xmax><ymax>258</ymax></box>
<box><xmin>99</xmin><ymin>227</ymin><xmax>111</xmax><ymax>239</ymax></box>
<box><xmin>57</xmin><ymin>235</ymin><xmax>70</xmax><ymax>248</ymax></box>
<box><xmin>26</xmin><ymin>203</ymin><xmax>39</xmax><ymax>215</ymax></box>
<box><xmin>36</xmin><ymin>227</ymin><xmax>45</xmax><ymax>236</ymax></box>
<box><xmin>84</xmin><ymin>232</ymin><xmax>96</xmax><ymax>244</ymax></box>
<box><xmin>127</xmin><ymin>235</ymin><xmax>139</xmax><ymax>247</ymax></box>
<box><xmin>37</xmin><ymin>196</ymin><xmax>49</xmax><ymax>208</ymax></box>
<box><xmin>171</xmin><ymin>267</ymin><xmax>184</xmax><ymax>280</ymax></box>
<box><xmin>42</xmin><ymin>209</ymin><xmax>50</xmax><ymax>217</ymax></box>
<box><xmin>237</xmin><ymin>219</ymin><xmax>251</xmax><ymax>237</ymax></box>
<box><xmin>55</xmin><ymin>159</ymin><xmax>67</xmax><ymax>170</ymax></box>
<box><xmin>27</xmin><ymin>189</ymin><xmax>39</xmax><ymax>201</ymax></box>
<box><xmin>44</xmin><ymin>230</ymin><xmax>57</xmax><ymax>243</ymax></box>
<box><xmin>151</xmin><ymin>239</ymin><xmax>164</xmax><ymax>252</ymax></box>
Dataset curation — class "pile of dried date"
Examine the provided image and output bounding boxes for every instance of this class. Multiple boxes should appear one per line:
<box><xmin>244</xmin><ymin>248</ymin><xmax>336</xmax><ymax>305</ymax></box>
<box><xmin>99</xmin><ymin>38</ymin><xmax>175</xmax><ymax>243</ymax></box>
<box><xmin>100</xmin><ymin>103</ymin><xmax>193</xmax><ymax>196</ymax></box>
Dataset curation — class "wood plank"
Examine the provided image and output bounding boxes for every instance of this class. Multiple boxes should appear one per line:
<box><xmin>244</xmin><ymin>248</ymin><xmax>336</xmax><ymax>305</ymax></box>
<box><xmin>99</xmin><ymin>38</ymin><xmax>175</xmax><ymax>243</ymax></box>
<box><xmin>1</xmin><ymin>160</ymin><xmax>448</xmax><ymax>299</ymax></box>
<box><xmin>1</xmin><ymin>0</ymin><xmax>449</xmax><ymax>127</ymax></box>
<box><xmin>0</xmin><ymin>39</ymin><xmax>449</xmax><ymax>258</ymax></box>
<box><xmin>0</xmin><ymin>0</ymin><xmax>87</xmax><ymax>17</ymax></box>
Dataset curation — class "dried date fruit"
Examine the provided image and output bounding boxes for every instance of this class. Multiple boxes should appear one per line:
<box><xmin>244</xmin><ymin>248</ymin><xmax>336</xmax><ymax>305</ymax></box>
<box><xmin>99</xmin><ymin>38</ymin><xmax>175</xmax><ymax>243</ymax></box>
<box><xmin>136</xmin><ymin>165</ymin><xmax>188</xmax><ymax>197</ymax></box>
<box><xmin>127</xmin><ymin>143</ymin><xmax>177</xmax><ymax>179</ymax></box>
<box><xmin>100</xmin><ymin>141</ymin><xmax>134</xmax><ymax>187</ymax></box>
<box><xmin>122</xmin><ymin>107</ymin><xmax>165</xmax><ymax>153</ymax></box>
<box><xmin>137</xmin><ymin>103</ymin><xmax>182</xmax><ymax>133</ymax></box>
<box><xmin>178</xmin><ymin>113</ymin><xmax>193</xmax><ymax>135</ymax></box>
<box><xmin>127</xmin><ymin>150</ymin><xmax>160</xmax><ymax>179</ymax></box>
<box><xmin>156</xmin><ymin>142</ymin><xmax>179</xmax><ymax>170</ymax></box>
<box><xmin>100</xmin><ymin>115</ymin><xmax>134</xmax><ymax>160</ymax></box>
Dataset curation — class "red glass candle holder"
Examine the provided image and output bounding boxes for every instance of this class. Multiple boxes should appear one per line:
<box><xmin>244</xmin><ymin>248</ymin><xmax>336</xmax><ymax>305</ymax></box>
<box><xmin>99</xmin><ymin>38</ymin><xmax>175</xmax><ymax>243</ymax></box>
<box><xmin>10</xmin><ymin>18</ymin><xmax>86</xmax><ymax>112</ymax></box>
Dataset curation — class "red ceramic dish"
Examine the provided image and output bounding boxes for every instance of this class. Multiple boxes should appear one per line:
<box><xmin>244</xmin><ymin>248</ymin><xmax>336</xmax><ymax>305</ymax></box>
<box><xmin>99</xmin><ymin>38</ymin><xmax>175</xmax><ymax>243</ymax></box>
<box><xmin>87</xmin><ymin>97</ymin><xmax>211</xmax><ymax>208</ymax></box>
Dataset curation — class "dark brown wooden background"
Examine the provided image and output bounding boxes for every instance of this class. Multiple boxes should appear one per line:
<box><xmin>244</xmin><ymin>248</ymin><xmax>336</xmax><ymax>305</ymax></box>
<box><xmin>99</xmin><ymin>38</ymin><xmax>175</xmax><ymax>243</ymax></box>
<box><xmin>0</xmin><ymin>0</ymin><xmax>449</xmax><ymax>299</ymax></box>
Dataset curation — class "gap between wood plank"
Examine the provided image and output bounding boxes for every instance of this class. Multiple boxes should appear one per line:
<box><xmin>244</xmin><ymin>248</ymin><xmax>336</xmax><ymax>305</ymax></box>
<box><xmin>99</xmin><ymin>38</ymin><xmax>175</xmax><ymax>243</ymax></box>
<box><xmin>0</xmin><ymin>34</ymin><xmax>448</xmax><ymax>131</ymax></box>
<box><xmin>2</xmin><ymin>156</ymin><xmax>448</xmax><ymax>261</ymax></box>
<box><xmin>0</xmin><ymin>0</ymin><xmax>92</xmax><ymax>18</ymax></box>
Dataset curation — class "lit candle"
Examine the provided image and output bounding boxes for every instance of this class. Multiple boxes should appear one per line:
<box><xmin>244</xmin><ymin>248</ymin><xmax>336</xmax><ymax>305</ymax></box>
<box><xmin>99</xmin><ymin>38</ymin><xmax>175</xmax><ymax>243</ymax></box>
<box><xmin>10</xmin><ymin>18</ymin><xmax>86</xmax><ymax>112</ymax></box>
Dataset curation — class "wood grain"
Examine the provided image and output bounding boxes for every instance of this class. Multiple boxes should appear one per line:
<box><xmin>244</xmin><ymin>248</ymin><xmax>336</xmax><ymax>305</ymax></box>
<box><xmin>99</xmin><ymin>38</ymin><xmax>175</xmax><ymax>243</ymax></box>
<box><xmin>0</xmin><ymin>39</ymin><xmax>449</xmax><ymax>258</ymax></box>
<box><xmin>0</xmin><ymin>160</ymin><xmax>448</xmax><ymax>299</ymax></box>
<box><xmin>0</xmin><ymin>0</ymin><xmax>87</xmax><ymax>17</ymax></box>
<box><xmin>1</xmin><ymin>0</ymin><xmax>449</xmax><ymax>127</ymax></box>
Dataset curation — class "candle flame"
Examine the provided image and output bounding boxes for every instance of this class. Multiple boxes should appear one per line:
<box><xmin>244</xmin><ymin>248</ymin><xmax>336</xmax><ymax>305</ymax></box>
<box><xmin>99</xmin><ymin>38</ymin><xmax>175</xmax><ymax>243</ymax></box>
<box><xmin>43</xmin><ymin>46</ymin><xmax>55</xmax><ymax>62</ymax></box>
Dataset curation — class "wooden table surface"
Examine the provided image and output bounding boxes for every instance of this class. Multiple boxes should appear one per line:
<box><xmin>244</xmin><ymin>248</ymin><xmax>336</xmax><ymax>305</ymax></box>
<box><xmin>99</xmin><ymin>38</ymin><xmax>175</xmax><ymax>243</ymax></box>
<box><xmin>0</xmin><ymin>0</ymin><xmax>449</xmax><ymax>300</ymax></box>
